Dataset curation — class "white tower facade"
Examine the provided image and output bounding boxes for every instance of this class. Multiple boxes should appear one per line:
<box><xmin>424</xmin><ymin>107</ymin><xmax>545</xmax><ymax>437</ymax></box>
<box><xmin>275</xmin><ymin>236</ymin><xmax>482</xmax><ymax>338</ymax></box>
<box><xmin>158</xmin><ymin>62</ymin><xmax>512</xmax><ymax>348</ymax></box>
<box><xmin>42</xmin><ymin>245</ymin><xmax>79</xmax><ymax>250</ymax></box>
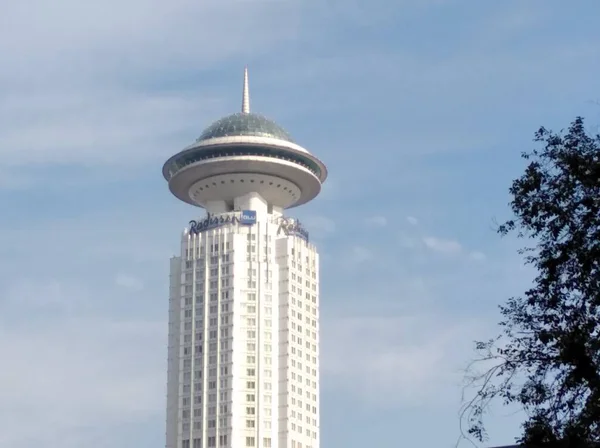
<box><xmin>164</xmin><ymin>69</ymin><xmax>327</xmax><ymax>448</ymax></box>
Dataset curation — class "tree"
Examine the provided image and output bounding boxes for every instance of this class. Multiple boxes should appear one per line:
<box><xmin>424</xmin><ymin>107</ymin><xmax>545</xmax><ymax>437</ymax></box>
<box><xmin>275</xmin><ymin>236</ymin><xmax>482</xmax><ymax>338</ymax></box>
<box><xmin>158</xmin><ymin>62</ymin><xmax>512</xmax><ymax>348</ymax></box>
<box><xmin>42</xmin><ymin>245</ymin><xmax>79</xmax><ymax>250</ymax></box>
<box><xmin>461</xmin><ymin>117</ymin><xmax>600</xmax><ymax>447</ymax></box>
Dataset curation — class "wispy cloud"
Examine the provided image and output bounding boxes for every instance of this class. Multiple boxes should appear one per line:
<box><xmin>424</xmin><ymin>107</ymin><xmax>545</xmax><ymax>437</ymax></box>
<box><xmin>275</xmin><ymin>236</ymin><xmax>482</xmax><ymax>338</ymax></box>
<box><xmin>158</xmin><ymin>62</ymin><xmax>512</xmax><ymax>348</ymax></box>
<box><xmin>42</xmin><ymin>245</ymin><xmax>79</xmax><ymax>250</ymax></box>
<box><xmin>469</xmin><ymin>251</ymin><xmax>487</xmax><ymax>262</ymax></box>
<box><xmin>422</xmin><ymin>236</ymin><xmax>463</xmax><ymax>254</ymax></box>
<box><xmin>0</xmin><ymin>0</ymin><xmax>308</xmax><ymax>173</ymax></box>
<box><xmin>115</xmin><ymin>273</ymin><xmax>145</xmax><ymax>292</ymax></box>
<box><xmin>365</xmin><ymin>215</ymin><xmax>388</xmax><ymax>227</ymax></box>
<box><xmin>406</xmin><ymin>216</ymin><xmax>419</xmax><ymax>226</ymax></box>
<box><xmin>0</xmin><ymin>280</ymin><xmax>165</xmax><ymax>448</ymax></box>
<box><xmin>322</xmin><ymin>313</ymin><xmax>487</xmax><ymax>407</ymax></box>
<box><xmin>301</xmin><ymin>215</ymin><xmax>336</xmax><ymax>235</ymax></box>
<box><xmin>348</xmin><ymin>246</ymin><xmax>373</xmax><ymax>265</ymax></box>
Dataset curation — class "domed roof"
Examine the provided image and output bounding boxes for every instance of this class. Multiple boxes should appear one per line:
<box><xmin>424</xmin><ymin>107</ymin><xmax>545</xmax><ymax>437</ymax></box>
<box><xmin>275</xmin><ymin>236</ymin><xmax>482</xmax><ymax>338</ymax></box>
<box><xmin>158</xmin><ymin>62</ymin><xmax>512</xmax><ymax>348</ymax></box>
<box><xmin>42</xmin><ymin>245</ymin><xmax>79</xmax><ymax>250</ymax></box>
<box><xmin>197</xmin><ymin>112</ymin><xmax>294</xmax><ymax>143</ymax></box>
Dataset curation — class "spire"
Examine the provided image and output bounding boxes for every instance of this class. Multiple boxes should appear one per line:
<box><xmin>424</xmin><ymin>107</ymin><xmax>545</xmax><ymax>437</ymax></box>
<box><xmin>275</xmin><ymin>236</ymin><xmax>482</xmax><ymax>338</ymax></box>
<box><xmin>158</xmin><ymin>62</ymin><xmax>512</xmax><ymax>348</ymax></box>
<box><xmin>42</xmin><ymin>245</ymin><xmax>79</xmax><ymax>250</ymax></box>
<box><xmin>242</xmin><ymin>66</ymin><xmax>250</xmax><ymax>114</ymax></box>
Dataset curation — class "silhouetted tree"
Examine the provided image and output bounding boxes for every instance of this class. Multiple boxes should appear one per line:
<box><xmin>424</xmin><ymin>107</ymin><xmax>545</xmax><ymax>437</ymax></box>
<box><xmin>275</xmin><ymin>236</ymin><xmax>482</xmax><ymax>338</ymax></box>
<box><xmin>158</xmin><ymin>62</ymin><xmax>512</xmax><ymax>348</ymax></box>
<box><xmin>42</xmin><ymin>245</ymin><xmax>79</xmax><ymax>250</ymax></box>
<box><xmin>461</xmin><ymin>117</ymin><xmax>600</xmax><ymax>447</ymax></box>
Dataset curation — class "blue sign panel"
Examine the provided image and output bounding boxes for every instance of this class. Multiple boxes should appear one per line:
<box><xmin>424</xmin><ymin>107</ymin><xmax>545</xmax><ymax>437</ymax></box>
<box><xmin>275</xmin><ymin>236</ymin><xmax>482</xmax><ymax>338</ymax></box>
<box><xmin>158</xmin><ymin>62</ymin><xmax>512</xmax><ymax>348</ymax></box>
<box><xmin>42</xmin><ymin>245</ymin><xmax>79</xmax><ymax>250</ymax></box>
<box><xmin>240</xmin><ymin>210</ymin><xmax>257</xmax><ymax>225</ymax></box>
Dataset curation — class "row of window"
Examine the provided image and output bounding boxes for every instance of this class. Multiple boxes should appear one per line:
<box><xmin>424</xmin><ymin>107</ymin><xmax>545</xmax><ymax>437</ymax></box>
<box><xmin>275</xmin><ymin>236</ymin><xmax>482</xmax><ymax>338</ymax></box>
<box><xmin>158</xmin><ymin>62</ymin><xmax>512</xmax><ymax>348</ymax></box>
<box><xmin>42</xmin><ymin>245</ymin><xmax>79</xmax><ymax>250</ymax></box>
<box><xmin>184</xmin><ymin>253</ymin><xmax>232</xmax><ymax>264</ymax></box>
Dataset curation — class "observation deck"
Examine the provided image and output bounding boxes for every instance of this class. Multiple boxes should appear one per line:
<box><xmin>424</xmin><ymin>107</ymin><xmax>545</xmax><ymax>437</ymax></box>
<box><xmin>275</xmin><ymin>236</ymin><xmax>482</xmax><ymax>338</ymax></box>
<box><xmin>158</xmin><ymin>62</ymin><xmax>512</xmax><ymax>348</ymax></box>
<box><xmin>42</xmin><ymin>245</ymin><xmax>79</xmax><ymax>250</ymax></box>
<box><xmin>162</xmin><ymin>68</ymin><xmax>327</xmax><ymax>210</ymax></box>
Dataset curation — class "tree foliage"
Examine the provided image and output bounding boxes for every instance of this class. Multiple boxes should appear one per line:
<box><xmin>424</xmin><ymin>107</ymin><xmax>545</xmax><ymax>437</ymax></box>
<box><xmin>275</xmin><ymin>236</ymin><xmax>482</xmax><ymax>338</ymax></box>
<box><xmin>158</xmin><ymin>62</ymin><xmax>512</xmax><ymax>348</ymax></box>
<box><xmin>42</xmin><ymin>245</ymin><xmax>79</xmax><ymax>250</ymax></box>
<box><xmin>461</xmin><ymin>117</ymin><xmax>600</xmax><ymax>447</ymax></box>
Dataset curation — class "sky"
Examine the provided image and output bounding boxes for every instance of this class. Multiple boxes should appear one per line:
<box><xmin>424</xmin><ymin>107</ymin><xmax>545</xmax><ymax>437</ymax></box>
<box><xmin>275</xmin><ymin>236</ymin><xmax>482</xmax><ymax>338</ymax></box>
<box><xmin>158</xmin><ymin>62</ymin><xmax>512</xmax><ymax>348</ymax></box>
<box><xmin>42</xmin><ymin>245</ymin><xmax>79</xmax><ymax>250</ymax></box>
<box><xmin>0</xmin><ymin>0</ymin><xmax>599</xmax><ymax>447</ymax></box>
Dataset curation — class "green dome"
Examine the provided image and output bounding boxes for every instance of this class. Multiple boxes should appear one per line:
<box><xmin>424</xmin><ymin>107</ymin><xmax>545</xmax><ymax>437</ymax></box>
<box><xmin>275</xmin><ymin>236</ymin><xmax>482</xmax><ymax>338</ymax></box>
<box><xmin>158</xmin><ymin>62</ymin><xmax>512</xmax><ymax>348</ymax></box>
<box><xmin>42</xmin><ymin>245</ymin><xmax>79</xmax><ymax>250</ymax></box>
<box><xmin>197</xmin><ymin>113</ymin><xmax>294</xmax><ymax>143</ymax></box>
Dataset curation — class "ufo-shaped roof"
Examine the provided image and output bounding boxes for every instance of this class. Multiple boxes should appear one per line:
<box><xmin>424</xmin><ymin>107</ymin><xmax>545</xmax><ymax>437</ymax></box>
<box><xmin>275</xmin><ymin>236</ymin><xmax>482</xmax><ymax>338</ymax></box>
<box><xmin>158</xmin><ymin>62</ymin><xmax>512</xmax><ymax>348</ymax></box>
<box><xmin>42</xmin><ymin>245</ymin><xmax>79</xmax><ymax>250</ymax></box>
<box><xmin>197</xmin><ymin>112</ymin><xmax>294</xmax><ymax>143</ymax></box>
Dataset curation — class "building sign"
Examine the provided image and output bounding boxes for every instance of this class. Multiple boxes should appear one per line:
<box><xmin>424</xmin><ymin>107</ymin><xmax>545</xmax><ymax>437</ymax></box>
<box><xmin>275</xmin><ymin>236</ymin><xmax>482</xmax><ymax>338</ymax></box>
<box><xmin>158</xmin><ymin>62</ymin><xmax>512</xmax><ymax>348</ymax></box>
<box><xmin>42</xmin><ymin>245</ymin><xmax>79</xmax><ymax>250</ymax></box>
<box><xmin>188</xmin><ymin>210</ymin><xmax>257</xmax><ymax>234</ymax></box>
<box><xmin>189</xmin><ymin>212</ymin><xmax>239</xmax><ymax>235</ymax></box>
<box><xmin>240</xmin><ymin>210</ymin><xmax>257</xmax><ymax>225</ymax></box>
<box><xmin>277</xmin><ymin>217</ymin><xmax>309</xmax><ymax>242</ymax></box>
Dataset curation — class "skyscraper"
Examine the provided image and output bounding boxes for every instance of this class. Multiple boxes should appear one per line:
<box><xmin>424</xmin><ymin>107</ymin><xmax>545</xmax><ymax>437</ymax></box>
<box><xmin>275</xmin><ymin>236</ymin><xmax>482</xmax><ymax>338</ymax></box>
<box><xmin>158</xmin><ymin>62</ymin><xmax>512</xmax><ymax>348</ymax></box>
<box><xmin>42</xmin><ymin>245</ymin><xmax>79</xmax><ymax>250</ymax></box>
<box><xmin>163</xmin><ymin>68</ymin><xmax>328</xmax><ymax>448</ymax></box>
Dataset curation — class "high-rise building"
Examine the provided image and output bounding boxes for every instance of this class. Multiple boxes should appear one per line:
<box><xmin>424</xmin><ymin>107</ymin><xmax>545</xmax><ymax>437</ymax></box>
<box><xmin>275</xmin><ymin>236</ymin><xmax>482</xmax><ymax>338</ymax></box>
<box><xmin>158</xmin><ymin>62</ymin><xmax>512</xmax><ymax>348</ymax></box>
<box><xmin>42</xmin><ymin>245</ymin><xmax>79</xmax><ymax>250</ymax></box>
<box><xmin>163</xmin><ymin>68</ymin><xmax>328</xmax><ymax>448</ymax></box>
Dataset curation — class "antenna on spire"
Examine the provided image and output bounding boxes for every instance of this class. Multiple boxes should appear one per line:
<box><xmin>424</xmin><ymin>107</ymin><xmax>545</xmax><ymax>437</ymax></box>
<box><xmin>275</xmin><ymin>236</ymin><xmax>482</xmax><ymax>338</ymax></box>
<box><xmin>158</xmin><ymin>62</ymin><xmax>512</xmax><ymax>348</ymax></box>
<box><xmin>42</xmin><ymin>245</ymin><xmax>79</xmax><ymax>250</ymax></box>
<box><xmin>242</xmin><ymin>66</ymin><xmax>250</xmax><ymax>114</ymax></box>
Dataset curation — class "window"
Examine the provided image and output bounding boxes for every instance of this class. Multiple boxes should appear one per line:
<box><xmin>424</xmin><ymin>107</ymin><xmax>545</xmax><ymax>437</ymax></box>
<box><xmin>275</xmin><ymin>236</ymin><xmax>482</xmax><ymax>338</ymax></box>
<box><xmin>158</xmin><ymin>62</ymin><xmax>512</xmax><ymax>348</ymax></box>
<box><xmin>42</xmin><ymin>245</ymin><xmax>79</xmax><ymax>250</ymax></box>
<box><xmin>246</xmin><ymin>407</ymin><xmax>255</xmax><ymax>415</ymax></box>
<box><xmin>246</xmin><ymin>437</ymin><xmax>255</xmax><ymax>447</ymax></box>
<box><xmin>246</xmin><ymin>419</ymin><xmax>255</xmax><ymax>428</ymax></box>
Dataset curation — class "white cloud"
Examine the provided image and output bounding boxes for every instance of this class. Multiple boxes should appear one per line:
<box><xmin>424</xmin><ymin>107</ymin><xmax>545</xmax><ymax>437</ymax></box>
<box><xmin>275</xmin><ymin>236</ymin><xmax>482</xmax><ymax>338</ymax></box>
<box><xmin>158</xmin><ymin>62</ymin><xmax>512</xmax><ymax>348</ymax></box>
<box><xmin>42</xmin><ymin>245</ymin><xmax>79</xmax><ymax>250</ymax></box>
<box><xmin>3</xmin><ymin>279</ymin><xmax>93</xmax><ymax>313</ymax></box>
<box><xmin>0</xmin><ymin>90</ymin><xmax>221</xmax><ymax>167</ymax></box>
<box><xmin>301</xmin><ymin>215</ymin><xmax>336</xmax><ymax>235</ymax></box>
<box><xmin>0</xmin><ymin>280</ymin><xmax>165</xmax><ymax>448</ymax></box>
<box><xmin>365</xmin><ymin>215</ymin><xmax>387</xmax><ymax>227</ymax></box>
<box><xmin>422</xmin><ymin>236</ymin><xmax>463</xmax><ymax>254</ymax></box>
<box><xmin>399</xmin><ymin>232</ymin><xmax>419</xmax><ymax>249</ymax></box>
<box><xmin>469</xmin><ymin>251</ymin><xmax>487</xmax><ymax>262</ymax></box>
<box><xmin>321</xmin><ymin>313</ymin><xmax>486</xmax><ymax>407</ymax></box>
<box><xmin>406</xmin><ymin>216</ymin><xmax>419</xmax><ymax>226</ymax></box>
<box><xmin>115</xmin><ymin>273</ymin><xmax>145</xmax><ymax>291</ymax></box>
<box><xmin>0</xmin><ymin>0</ymin><xmax>308</xmax><ymax>171</ymax></box>
<box><xmin>348</xmin><ymin>246</ymin><xmax>373</xmax><ymax>265</ymax></box>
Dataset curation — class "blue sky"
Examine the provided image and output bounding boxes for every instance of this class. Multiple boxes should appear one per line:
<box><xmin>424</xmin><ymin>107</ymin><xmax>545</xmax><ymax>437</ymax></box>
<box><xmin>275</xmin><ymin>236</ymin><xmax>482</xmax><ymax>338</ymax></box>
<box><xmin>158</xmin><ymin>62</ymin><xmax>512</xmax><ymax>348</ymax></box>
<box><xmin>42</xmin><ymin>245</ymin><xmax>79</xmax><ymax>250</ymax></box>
<box><xmin>1</xmin><ymin>0</ymin><xmax>599</xmax><ymax>447</ymax></box>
